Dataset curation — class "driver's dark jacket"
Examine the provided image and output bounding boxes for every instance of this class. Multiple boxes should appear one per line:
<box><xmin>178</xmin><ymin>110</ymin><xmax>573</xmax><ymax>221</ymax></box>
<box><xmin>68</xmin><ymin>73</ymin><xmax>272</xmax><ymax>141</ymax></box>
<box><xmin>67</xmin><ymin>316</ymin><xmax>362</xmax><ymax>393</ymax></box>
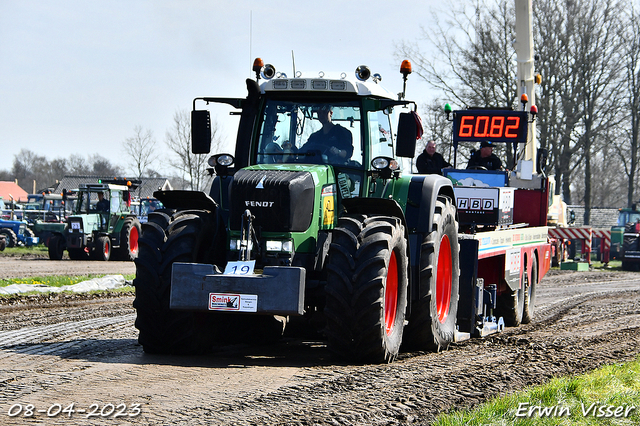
<box><xmin>467</xmin><ymin>151</ymin><xmax>503</xmax><ymax>171</ymax></box>
<box><xmin>301</xmin><ymin>124</ymin><xmax>353</xmax><ymax>163</ymax></box>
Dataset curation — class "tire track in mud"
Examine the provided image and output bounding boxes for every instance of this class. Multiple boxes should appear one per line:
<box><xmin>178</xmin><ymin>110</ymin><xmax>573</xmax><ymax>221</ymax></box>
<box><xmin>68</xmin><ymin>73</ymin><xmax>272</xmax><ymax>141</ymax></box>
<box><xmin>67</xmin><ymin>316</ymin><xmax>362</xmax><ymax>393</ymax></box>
<box><xmin>0</xmin><ymin>271</ymin><xmax>638</xmax><ymax>425</ymax></box>
<box><xmin>0</xmin><ymin>314</ymin><xmax>135</xmax><ymax>347</ymax></box>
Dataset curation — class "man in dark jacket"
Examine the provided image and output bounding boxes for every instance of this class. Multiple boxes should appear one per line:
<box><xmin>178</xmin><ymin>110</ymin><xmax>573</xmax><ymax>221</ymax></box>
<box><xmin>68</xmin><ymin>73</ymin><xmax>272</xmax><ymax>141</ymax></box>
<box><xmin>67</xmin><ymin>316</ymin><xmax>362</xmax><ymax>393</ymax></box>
<box><xmin>467</xmin><ymin>141</ymin><xmax>503</xmax><ymax>170</ymax></box>
<box><xmin>300</xmin><ymin>106</ymin><xmax>353</xmax><ymax>164</ymax></box>
<box><xmin>416</xmin><ymin>140</ymin><xmax>452</xmax><ymax>175</ymax></box>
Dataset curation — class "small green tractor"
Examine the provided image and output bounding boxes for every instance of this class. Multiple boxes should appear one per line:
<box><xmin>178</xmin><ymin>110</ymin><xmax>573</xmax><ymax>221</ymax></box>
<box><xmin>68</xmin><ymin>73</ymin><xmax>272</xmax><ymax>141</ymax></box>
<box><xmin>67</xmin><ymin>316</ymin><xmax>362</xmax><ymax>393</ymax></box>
<box><xmin>48</xmin><ymin>180</ymin><xmax>141</xmax><ymax>261</ymax></box>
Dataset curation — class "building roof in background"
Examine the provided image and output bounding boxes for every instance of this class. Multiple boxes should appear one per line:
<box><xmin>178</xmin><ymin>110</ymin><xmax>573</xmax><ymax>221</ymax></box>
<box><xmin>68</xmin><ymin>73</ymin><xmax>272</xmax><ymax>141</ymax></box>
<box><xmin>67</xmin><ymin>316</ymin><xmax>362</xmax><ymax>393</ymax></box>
<box><xmin>567</xmin><ymin>205</ymin><xmax>620</xmax><ymax>229</ymax></box>
<box><xmin>53</xmin><ymin>176</ymin><xmax>172</xmax><ymax>200</ymax></box>
<box><xmin>0</xmin><ymin>181</ymin><xmax>30</xmax><ymax>203</ymax></box>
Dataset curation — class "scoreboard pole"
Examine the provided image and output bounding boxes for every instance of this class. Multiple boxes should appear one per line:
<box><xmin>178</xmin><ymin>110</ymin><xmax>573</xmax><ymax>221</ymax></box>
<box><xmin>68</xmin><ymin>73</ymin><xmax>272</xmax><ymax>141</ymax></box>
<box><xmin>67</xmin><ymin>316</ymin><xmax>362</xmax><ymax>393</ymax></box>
<box><xmin>514</xmin><ymin>0</ymin><xmax>537</xmax><ymax>163</ymax></box>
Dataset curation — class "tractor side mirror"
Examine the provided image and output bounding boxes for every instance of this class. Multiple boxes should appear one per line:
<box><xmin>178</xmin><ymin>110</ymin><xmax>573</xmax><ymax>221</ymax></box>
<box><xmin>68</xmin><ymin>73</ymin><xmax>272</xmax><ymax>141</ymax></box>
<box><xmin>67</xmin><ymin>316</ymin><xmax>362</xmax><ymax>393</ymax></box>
<box><xmin>395</xmin><ymin>112</ymin><xmax>419</xmax><ymax>158</ymax></box>
<box><xmin>191</xmin><ymin>110</ymin><xmax>212</xmax><ymax>154</ymax></box>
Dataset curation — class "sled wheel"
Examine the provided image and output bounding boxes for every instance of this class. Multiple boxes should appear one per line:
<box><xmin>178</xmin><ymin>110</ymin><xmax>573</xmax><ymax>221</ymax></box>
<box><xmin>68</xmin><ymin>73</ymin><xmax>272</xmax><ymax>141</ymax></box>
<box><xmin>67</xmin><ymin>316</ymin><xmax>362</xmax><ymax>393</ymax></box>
<box><xmin>496</xmin><ymin>263</ymin><xmax>526</xmax><ymax>327</ymax></box>
<box><xmin>403</xmin><ymin>196</ymin><xmax>459</xmax><ymax>352</ymax></box>
<box><xmin>325</xmin><ymin>214</ymin><xmax>409</xmax><ymax>363</ymax></box>
<box><xmin>522</xmin><ymin>256</ymin><xmax>537</xmax><ymax>324</ymax></box>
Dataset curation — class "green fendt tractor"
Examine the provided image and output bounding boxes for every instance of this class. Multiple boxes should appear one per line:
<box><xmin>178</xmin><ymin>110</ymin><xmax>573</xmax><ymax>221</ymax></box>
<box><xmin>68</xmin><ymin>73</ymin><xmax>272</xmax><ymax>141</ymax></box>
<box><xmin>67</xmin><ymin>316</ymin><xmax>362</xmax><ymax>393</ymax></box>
<box><xmin>134</xmin><ymin>58</ymin><xmax>475</xmax><ymax>363</ymax></box>
<box><xmin>48</xmin><ymin>180</ymin><xmax>141</xmax><ymax>261</ymax></box>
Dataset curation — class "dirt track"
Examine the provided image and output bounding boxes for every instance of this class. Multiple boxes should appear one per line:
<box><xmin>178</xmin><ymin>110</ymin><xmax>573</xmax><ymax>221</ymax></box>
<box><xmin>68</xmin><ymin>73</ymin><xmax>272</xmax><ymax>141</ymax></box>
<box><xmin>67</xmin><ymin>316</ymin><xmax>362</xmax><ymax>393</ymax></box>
<box><xmin>0</xmin><ymin>258</ymin><xmax>639</xmax><ymax>425</ymax></box>
<box><xmin>0</xmin><ymin>255</ymin><xmax>136</xmax><ymax>280</ymax></box>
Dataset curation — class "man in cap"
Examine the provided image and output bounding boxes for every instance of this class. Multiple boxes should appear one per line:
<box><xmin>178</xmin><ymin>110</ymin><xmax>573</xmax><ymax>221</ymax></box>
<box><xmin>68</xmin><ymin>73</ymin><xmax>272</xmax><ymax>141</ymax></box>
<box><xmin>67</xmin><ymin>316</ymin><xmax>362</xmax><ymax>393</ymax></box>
<box><xmin>467</xmin><ymin>141</ymin><xmax>503</xmax><ymax>171</ymax></box>
<box><xmin>416</xmin><ymin>140</ymin><xmax>451</xmax><ymax>175</ymax></box>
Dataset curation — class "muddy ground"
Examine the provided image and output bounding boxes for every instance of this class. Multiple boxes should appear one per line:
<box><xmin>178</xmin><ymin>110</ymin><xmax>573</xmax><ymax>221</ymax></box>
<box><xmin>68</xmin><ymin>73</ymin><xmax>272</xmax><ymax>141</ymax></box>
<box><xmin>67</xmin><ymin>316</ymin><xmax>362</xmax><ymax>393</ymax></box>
<box><xmin>0</xmin><ymin>257</ymin><xmax>638</xmax><ymax>425</ymax></box>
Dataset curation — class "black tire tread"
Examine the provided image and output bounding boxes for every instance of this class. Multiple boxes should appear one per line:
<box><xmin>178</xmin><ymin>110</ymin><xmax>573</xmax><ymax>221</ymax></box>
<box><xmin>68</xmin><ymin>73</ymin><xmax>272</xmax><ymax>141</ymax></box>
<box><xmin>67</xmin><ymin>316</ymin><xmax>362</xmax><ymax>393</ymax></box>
<box><xmin>0</xmin><ymin>228</ymin><xmax>17</xmax><ymax>248</ymax></box>
<box><xmin>403</xmin><ymin>197</ymin><xmax>460</xmax><ymax>352</ymax></box>
<box><xmin>133</xmin><ymin>209</ymin><xmax>229</xmax><ymax>355</ymax></box>
<box><xmin>325</xmin><ymin>214</ymin><xmax>408</xmax><ymax>363</ymax></box>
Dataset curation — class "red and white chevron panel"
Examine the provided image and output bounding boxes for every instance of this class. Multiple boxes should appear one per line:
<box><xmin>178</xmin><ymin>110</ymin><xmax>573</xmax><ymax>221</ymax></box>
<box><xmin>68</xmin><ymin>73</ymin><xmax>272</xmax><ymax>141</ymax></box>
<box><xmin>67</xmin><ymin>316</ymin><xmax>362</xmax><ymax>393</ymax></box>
<box><xmin>548</xmin><ymin>227</ymin><xmax>592</xmax><ymax>249</ymax></box>
<box><xmin>593</xmin><ymin>229</ymin><xmax>611</xmax><ymax>251</ymax></box>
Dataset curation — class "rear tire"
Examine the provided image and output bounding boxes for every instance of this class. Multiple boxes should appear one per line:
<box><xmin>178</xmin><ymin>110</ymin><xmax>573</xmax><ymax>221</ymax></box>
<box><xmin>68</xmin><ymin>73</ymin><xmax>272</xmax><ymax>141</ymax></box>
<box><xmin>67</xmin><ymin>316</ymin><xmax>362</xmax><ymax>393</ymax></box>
<box><xmin>133</xmin><ymin>209</ymin><xmax>228</xmax><ymax>354</ymax></box>
<box><xmin>403</xmin><ymin>197</ymin><xmax>460</xmax><ymax>352</ymax></box>
<box><xmin>48</xmin><ymin>234</ymin><xmax>65</xmax><ymax>260</ymax></box>
<box><xmin>114</xmin><ymin>217</ymin><xmax>141</xmax><ymax>261</ymax></box>
<box><xmin>0</xmin><ymin>229</ymin><xmax>17</xmax><ymax>248</ymax></box>
<box><xmin>324</xmin><ymin>214</ymin><xmax>409</xmax><ymax>363</ymax></box>
<box><xmin>522</xmin><ymin>256</ymin><xmax>537</xmax><ymax>324</ymax></box>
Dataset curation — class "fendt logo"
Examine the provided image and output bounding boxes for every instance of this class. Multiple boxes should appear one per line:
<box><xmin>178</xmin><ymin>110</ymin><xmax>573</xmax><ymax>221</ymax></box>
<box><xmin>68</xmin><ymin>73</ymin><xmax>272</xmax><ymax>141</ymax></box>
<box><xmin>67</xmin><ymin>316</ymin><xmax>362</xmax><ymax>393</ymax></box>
<box><xmin>245</xmin><ymin>201</ymin><xmax>275</xmax><ymax>207</ymax></box>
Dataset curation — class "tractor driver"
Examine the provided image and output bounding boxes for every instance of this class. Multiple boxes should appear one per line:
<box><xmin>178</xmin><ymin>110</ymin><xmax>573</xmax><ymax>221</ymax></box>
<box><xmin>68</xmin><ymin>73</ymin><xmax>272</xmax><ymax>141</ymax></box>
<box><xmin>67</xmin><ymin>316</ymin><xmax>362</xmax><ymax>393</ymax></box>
<box><xmin>96</xmin><ymin>192</ymin><xmax>109</xmax><ymax>212</ymax></box>
<box><xmin>299</xmin><ymin>106</ymin><xmax>353</xmax><ymax>164</ymax></box>
<box><xmin>467</xmin><ymin>141</ymin><xmax>503</xmax><ymax>171</ymax></box>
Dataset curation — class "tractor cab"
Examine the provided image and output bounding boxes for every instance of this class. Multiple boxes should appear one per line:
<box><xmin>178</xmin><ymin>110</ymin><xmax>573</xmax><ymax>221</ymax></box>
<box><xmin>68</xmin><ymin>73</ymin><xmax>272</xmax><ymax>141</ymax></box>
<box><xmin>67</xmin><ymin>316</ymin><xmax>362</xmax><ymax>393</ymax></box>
<box><xmin>72</xmin><ymin>183</ymin><xmax>133</xmax><ymax>234</ymax></box>
<box><xmin>185</xmin><ymin>59</ymin><xmax>422</xmax><ymax>273</ymax></box>
<box><xmin>49</xmin><ymin>178</ymin><xmax>141</xmax><ymax>261</ymax></box>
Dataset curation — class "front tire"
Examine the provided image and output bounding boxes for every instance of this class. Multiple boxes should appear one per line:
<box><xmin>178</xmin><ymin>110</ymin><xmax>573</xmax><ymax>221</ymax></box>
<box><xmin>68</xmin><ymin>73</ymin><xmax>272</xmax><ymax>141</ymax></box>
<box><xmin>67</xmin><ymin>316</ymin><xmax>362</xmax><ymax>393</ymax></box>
<box><xmin>324</xmin><ymin>215</ymin><xmax>409</xmax><ymax>363</ymax></box>
<box><xmin>403</xmin><ymin>197</ymin><xmax>460</xmax><ymax>352</ymax></box>
<box><xmin>133</xmin><ymin>209</ymin><xmax>227</xmax><ymax>354</ymax></box>
<box><xmin>48</xmin><ymin>234</ymin><xmax>65</xmax><ymax>260</ymax></box>
<box><xmin>92</xmin><ymin>236</ymin><xmax>111</xmax><ymax>261</ymax></box>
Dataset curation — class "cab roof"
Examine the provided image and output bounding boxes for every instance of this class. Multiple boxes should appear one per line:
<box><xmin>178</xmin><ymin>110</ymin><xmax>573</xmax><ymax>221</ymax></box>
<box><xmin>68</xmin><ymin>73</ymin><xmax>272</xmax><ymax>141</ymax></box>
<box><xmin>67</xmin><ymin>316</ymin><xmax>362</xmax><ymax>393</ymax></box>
<box><xmin>259</xmin><ymin>75</ymin><xmax>397</xmax><ymax>100</ymax></box>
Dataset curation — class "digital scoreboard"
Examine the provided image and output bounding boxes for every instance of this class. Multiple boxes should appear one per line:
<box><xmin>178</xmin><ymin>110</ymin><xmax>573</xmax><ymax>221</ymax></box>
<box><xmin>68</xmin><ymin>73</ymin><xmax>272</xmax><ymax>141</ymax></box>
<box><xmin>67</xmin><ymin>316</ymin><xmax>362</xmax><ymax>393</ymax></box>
<box><xmin>452</xmin><ymin>110</ymin><xmax>528</xmax><ymax>143</ymax></box>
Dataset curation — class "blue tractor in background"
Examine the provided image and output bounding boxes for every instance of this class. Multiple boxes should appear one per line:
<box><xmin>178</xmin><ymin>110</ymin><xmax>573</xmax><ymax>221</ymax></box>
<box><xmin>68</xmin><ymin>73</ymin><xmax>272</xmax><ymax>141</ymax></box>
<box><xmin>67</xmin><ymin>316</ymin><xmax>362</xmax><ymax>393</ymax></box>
<box><xmin>0</xmin><ymin>218</ymin><xmax>39</xmax><ymax>248</ymax></box>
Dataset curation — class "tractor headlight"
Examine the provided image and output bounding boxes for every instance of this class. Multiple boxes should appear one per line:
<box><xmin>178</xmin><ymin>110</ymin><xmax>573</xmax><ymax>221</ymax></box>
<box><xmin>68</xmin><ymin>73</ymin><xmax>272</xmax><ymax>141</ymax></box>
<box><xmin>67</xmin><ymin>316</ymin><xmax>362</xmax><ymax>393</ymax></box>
<box><xmin>371</xmin><ymin>156</ymin><xmax>399</xmax><ymax>171</ymax></box>
<box><xmin>265</xmin><ymin>240</ymin><xmax>294</xmax><ymax>252</ymax></box>
<box><xmin>208</xmin><ymin>153</ymin><xmax>235</xmax><ymax>167</ymax></box>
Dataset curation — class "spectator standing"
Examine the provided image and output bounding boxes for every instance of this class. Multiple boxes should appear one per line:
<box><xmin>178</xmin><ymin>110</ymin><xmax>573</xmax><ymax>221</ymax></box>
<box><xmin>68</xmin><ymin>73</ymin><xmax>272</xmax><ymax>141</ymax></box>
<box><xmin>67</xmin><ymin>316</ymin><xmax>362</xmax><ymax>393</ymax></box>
<box><xmin>416</xmin><ymin>140</ymin><xmax>452</xmax><ymax>175</ymax></box>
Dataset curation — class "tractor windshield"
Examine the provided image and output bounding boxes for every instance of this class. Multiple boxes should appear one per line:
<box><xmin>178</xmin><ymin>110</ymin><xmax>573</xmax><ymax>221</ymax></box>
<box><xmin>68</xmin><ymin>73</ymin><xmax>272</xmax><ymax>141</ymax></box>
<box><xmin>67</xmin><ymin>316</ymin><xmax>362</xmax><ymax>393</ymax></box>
<box><xmin>255</xmin><ymin>100</ymin><xmax>362</xmax><ymax>167</ymax></box>
<box><xmin>618</xmin><ymin>211</ymin><xmax>640</xmax><ymax>226</ymax></box>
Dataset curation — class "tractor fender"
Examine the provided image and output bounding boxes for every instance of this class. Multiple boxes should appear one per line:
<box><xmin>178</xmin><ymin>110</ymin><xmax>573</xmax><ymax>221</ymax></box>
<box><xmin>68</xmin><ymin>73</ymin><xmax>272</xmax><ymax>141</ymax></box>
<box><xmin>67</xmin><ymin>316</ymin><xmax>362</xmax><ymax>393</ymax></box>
<box><xmin>404</xmin><ymin>174</ymin><xmax>456</xmax><ymax>234</ymax></box>
<box><xmin>154</xmin><ymin>190</ymin><xmax>219</xmax><ymax>212</ymax></box>
<box><xmin>341</xmin><ymin>197</ymin><xmax>408</xmax><ymax>235</ymax></box>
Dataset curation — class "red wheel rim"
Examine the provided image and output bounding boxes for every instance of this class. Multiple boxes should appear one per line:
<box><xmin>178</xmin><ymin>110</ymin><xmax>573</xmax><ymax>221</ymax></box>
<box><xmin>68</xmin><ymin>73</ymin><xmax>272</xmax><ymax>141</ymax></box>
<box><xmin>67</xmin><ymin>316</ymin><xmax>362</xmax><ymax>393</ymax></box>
<box><xmin>384</xmin><ymin>251</ymin><xmax>399</xmax><ymax>336</ymax></box>
<box><xmin>104</xmin><ymin>240</ymin><xmax>110</xmax><ymax>257</ymax></box>
<box><xmin>436</xmin><ymin>234</ymin><xmax>452</xmax><ymax>323</ymax></box>
<box><xmin>130</xmin><ymin>226</ymin><xmax>139</xmax><ymax>255</ymax></box>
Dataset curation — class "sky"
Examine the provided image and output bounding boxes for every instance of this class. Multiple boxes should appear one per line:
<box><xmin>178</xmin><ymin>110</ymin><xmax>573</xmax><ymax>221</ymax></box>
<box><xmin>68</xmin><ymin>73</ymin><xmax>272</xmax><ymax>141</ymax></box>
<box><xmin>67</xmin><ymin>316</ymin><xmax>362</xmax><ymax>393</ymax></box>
<box><xmin>0</xmin><ymin>0</ymin><xmax>443</xmax><ymax>175</ymax></box>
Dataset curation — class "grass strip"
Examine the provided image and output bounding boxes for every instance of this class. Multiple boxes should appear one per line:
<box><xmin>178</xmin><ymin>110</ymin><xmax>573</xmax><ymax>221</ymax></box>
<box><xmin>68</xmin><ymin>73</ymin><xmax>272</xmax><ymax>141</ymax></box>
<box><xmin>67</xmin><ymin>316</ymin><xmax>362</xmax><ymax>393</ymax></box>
<box><xmin>433</xmin><ymin>356</ymin><xmax>640</xmax><ymax>425</ymax></box>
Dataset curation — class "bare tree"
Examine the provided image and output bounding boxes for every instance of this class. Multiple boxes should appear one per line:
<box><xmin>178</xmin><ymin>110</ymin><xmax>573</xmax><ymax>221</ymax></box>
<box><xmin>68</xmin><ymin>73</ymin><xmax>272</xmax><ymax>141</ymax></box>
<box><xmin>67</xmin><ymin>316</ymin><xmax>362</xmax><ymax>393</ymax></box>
<box><xmin>67</xmin><ymin>154</ymin><xmax>92</xmax><ymax>175</ymax></box>
<box><xmin>396</xmin><ymin>0</ymin><xmax>520</xmax><ymax>166</ymax></box>
<box><xmin>573</xmin><ymin>0</ymin><xmax>625</xmax><ymax>222</ymax></box>
<box><xmin>165</xmin><ymin>109</ymin><xmax>222</xmax><ymax>191</ymax></box>
<box><xmin>89</xmin><ymin>154</ymin><xmax>121</xmax><ymax>176</ymax></box>
<box><xmin>620</xmin><ymin>4</ymin><xmax>640</xmax><ymax>207</ymax></box>
<box><xmin>122</xmin><ymin>126</ymin><xmax>160</xmax><ymax>179</ymax></box>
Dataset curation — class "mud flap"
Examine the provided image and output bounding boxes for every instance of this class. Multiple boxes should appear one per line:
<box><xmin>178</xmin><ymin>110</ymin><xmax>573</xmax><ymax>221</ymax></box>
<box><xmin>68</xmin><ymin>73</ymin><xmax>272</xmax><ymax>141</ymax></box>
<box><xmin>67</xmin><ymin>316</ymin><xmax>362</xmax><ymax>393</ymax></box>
<box><xmin>170</xmin><ymin>263</ymin><xmax>306</xmax><ymax>316</ymax></box>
